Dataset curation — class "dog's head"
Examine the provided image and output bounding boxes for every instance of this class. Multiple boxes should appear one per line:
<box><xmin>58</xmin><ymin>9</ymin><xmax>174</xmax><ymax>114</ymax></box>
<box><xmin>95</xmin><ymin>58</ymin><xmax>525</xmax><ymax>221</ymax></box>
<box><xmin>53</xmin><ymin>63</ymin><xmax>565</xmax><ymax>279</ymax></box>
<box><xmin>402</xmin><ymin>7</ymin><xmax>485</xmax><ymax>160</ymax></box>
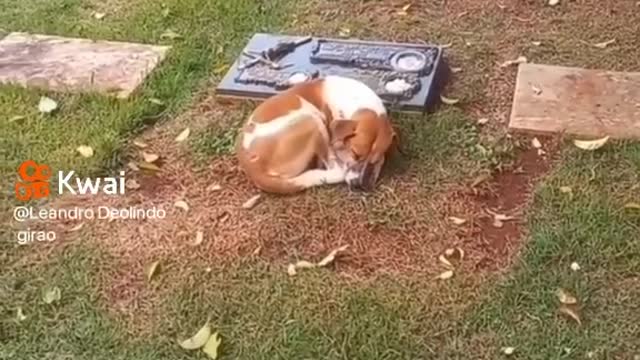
<box><xmin>330</xmin><ymin>109</ymin><xmax>397</xmax><ymax>191</ymax></box>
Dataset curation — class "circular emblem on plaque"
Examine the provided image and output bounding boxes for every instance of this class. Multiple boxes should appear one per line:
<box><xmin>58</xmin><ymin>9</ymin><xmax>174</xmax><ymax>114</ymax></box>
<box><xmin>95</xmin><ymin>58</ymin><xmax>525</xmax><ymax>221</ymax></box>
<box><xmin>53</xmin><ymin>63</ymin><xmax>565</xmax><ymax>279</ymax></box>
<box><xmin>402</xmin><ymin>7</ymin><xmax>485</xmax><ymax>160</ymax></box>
<box><xmin>390</xmin><ymin>50</ymin><xmax>427</xmax><ymax>73</ymax></box>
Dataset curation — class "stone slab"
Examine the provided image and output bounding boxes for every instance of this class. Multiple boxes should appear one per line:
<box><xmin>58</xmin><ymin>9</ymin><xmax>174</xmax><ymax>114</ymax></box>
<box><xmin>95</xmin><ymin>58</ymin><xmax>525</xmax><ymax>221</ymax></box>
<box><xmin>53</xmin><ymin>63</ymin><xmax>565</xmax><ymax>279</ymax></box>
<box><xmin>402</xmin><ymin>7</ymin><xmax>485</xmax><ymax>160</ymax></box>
<box><xmin>215</xmin><ymin>33</ymin><xmax>449</xmax><ymax>113</ymax></box>
<box><xmin>509</xmin><ymin>63</ymin><xmax>640</xmax><ymax>139</ymax></box>
<box><xmin>0</xmin><ymin>32</ymin><xmax>170</xmax><ymax>98</ymax></box>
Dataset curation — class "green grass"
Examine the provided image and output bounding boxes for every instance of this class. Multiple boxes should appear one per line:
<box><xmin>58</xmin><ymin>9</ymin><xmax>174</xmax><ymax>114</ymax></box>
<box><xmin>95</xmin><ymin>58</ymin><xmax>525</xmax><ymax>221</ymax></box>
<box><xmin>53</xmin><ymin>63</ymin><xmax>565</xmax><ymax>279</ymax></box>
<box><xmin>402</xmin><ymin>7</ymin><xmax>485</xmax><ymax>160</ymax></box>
<box><xmin>2</xmin><ymin>0</ymin><xmax>640</xmax><ymax>359</ymax></box>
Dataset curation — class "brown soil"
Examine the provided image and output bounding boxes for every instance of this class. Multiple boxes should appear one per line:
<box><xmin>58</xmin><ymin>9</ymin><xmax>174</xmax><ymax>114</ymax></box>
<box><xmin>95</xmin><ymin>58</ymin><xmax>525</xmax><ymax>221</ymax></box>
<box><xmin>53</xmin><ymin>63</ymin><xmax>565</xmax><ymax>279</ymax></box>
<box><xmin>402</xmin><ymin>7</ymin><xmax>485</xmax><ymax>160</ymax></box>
<box><xmin>27</xmin><ymin>0</ymin><xmax>638</xmax><ymax>333</ymax></box>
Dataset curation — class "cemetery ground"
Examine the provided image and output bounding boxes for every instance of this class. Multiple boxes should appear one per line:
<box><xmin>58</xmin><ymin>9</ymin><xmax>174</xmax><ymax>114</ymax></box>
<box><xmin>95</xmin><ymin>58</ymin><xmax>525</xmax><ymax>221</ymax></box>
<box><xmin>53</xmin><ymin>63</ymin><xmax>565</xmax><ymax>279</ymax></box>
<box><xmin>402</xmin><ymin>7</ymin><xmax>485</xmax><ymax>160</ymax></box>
<box><xmin>1</xmin><ymin>0</ymin><xmax>639</xmax><ymax>359</ymax></box>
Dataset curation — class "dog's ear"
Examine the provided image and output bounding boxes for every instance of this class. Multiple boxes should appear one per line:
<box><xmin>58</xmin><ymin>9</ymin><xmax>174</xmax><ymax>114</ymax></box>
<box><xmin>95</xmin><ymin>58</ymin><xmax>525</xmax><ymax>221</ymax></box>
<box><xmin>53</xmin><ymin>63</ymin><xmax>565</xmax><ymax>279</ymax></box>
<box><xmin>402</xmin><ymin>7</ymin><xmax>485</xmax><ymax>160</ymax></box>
<box><xmin>330</xmin><ymin>120</ymin><xmax>357</xmax><ymax>146</ymax></box>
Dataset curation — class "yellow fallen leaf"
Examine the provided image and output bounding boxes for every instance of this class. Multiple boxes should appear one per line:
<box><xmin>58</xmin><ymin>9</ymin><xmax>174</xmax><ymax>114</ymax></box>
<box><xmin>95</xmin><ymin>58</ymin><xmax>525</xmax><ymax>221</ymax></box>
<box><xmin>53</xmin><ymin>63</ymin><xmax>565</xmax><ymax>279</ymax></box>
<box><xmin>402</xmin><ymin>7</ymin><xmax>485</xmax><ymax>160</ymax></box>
<box><xmin>295</xmin><ymin>260</ymin><xmax>317</xmax><ymax>269</ymax></box>
<box><xmin>402</xmin><ymin>3</ymin><xmax>412</xmax><ymax>11</ymax></box>
<box><xmin>68</xmin><ymin>223</ymin><xmax>84</xmax><ymax>232</ymax></box>
<box><xmin>38</xmin><ymin>96</ymin><xmax>58</xmax><ymax>113</ymax></box>
<box><xmin>437</xmin><ymin>270</ymin><xmax>454</xmax><ymax>280</ymax></box>
<box><xmin>43</xmin><ymin>286</ymin><xmax>61</xmax><ymax>304</ymax></box>
<box><xmin>127</xmin><ymin>162</ymin><xmax>140</xmax><ymax>171</ymax></box>
<box><xmin>174</xmin><ymin>200</ymin><xmax>189</xmax><ymax>212</ymax></box>
<box><xmin>559</xmin><ymin>305</ymin><xmax>582</xmax><ymax>325</ymax></box>
<box><xmin>125</xmin><ymin>179</ymin><xmax>141</xmax><ymax>190</ymax></box>
<box><xmin>500</xmin><ymin>56</ymin><xmax>527</xmax><ymax>67</ymax></box>
<box><xmin>560</xmin><ymin>186</ymin><xmax>572</xmax><ymax>194</ymax></box>
<box><xmin>149</xmin><ymin>98</ymin><xmax>164</xmax><ymax>105</ymax></box>
<box><xmin>440</xmin><ymin>95</ymin><xmax>460</xmax><ymax>105</ymax></box>
<box><xmin>338</xmin><ymin>28</ymin><xmax>351</xmax><ymax>37</ymax></box>
<box><xmin>556</xmin><ymin>288</ymin><xmax>578</xmax><ymax>305</ymax></box>
<box><xmin>93</xmin><ymin>12</ymin><xmax>106</xmax><ymax>19</ymax></box>
<box><xmin>16</xmin><ymin>307</ymin><xmax>27</xmax><ymax>321</ymax></box>
<box><xmin>623</xmin><ymin>202</ymin><xmax>640</xmax><ymax>210</ymax></box>
<box><xmin>438</xmin><ymin>254</ymin><xmax>453</xmax><ymax>268</ymax></box>
<box><xmin>142</xmin><ymin>152</ymin><xmax>160</xmax><ymax>163</ymax></box>
<box><xmin>146</xmin><ymin>260</ymin><xmax>161</xmax><ymax>282</ymax></box>
<box><xmin>133</xmin><ymin>140</ymin><xmax>148</xmax><ymax>148</ymax></box>
<box><xmin>531</xmin><ymin>41</ymin><xmax>542</xmax><ymax>46</ymax></box>
<box><xmin>202</xmin><ymin>332</ymin><xmax>222</xmax><ymax>359</ymax></box>
<box><xmin>9</xmin><ymin>115</ymin><xmax>26</xmax><ymax>122</ymax></box>
<box><xmin>160</xmin><ymin>29</ymin><xmax>182</xmax><ymax>40</ymax></box>
<box><xmin>287</xmin><ymin>264</ymin><xmax>297</xmax><ymax>276</ymax></box>
<box><xmin>138</xmin><ymin>162</ymin><xmax>161</xmax><ymax>172</ymax></box>
<box><xmin>76</xmin><ymin>145</ymin><xmax>94</xmax><ymax>158</ymax></box>
<box><xmin>573</xmin><ymin>136</ymin><xmax>610</xmax><ymax>151</ymax></box>
<box><xmin>179</xmin><ymin>322</ymin><xmax>212</xmax><ymax>350</ymax></box>
<box><xmin>592</xmin><ymin>39</ymin><xmax>616</xmax><ymax>49</ymax></box>
<box><xmin>193</xmin><ymin>231</ymin><xmax>204</xmax><ymax>246</ymax></box>
<box><xmin>448</xmin><ymin>217</ymin><xmax>467</xmax><ymax>225</ymax></box>
<box><xmin>502</xmin><ymin>347</ymin><xmax>515</xmax><ymax>355</ymax></box>
<box><xmin>318</xmin><ymin>245</ymin><xmax>349</xmax><ymax>267</ymax></box>
<box><xmin>242</xmin><ymin>194</ymin><xmax>262</xmax><ymax>209</ymax></box>
<box><xmin>175</xmin><ymin>128</ymin><xmax>191</xmax><ymax>142</ymax></box>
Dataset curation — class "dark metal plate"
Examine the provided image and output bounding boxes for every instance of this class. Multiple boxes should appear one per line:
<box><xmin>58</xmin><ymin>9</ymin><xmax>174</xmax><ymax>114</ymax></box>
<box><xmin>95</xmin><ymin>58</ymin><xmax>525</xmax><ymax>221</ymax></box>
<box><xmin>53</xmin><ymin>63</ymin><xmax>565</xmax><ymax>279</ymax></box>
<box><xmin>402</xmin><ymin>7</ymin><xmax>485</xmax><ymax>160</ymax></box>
<box><xmin>215</xmin><ymin>33</ymin><xmax>449</xmax><ymax>113</ymax></box>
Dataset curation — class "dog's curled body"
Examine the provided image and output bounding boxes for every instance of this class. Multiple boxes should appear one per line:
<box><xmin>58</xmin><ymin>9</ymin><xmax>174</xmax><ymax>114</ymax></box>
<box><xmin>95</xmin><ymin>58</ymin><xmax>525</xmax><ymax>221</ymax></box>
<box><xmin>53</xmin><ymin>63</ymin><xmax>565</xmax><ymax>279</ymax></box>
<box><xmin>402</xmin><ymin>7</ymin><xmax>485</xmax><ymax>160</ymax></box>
<box><xmin>236</xmin><ymin>75</ymin><xmax>394</xmax><ymax>194</ymax></box>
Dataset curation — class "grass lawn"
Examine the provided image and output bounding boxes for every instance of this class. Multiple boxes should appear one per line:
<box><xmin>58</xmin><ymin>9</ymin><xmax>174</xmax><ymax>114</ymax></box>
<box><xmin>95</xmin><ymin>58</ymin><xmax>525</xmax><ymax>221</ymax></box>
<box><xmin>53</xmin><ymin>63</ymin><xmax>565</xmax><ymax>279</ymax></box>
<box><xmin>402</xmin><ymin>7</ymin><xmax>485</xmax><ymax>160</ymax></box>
<box><xmin>1</xmin><ymin>1</ymin><xmax>639</xmax><ymax>359</ymax></box>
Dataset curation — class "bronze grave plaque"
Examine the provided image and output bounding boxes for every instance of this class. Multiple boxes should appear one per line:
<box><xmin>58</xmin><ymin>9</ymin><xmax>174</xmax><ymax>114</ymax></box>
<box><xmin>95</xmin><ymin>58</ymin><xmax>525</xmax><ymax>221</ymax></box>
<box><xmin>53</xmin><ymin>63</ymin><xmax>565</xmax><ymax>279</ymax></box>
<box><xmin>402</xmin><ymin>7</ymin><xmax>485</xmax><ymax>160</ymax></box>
<box><xmin>215</xmin><ymin>33</ymin><xmax>449</xmax><ymax>113</ymax></box>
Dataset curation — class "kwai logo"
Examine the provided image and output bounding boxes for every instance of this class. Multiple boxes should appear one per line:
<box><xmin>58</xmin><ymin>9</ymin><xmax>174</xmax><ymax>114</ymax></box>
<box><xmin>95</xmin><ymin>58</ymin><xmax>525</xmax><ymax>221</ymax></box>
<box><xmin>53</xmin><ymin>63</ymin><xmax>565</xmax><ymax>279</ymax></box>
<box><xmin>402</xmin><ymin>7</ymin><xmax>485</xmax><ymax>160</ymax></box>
<box><xmin>15</xmin><ymin>160</ymin><xmax>126</xmax><ymax>201</ymax></box>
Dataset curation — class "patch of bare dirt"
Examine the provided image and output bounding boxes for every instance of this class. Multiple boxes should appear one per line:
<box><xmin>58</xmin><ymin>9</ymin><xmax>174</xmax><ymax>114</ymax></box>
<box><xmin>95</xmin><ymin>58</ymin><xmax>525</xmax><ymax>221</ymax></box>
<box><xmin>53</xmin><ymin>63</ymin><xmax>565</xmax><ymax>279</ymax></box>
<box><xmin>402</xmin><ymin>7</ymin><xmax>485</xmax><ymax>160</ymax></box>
<box><xmin>27</xmin><ymin>0</ymin><xmax>639</xmax><ymax>333</ymax></box>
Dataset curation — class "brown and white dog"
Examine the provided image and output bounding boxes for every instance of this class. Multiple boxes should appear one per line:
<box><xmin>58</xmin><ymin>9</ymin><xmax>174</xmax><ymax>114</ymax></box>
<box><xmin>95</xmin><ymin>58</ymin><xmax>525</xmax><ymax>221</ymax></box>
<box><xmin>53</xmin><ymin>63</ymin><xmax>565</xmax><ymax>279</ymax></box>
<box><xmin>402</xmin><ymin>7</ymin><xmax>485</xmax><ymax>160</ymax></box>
<box><xmin>236</xmin><ymin>75</ymin><xmax>396</xmax><ymax>194</ymax></box>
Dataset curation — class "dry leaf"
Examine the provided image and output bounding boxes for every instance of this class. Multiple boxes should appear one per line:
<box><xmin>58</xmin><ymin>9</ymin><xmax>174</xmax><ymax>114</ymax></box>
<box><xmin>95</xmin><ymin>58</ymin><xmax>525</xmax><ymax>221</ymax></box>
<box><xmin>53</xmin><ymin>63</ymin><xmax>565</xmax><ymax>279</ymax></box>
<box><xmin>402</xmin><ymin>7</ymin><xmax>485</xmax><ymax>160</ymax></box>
<box><xmin>450</xmin><ymin>67</ymin><xmax>463</xmax><ymax>73</ymax></box>
<box><xmin>16</xmin><ymin>307</ymin><xmax>27</xmax><ymax>321</ymax></box>
<box><xmin>556</xmin><ymin>288</ymin><xmax>578</xmax><ymax>305</ymax></box>
<box><xmin>440</xmin><ymin>95</ymin><xmax>460</xmax><ymax>105</ymax></box>
<box><xmin>287</xmin><ymin>264</ymin><xmax>297</xmax><ymax>276</ymax></box>
<box><xmin>502</xmin><ymin>347</ymin><xmax>516</xmax><ymax>355</ymax></box>
<box><xmin>592</xmin><ymin>39</ymin><xmax>616</xmax><ymax>49</ymax></box>
<box><xmin>437</xmin><ymin>270</ymin><xmax>454</xmax><ymax>280</ymax></box>
<box><xmin>531</xmin><ymin>84</ymin><xmax>542</xmax><ymax>95</ymax></box>
<box><xmin>174</xmin><ymin>200</ymin><xmax>189</xmax><ymax>212</ymax></box>
<box><xmin>449</xmin><ymin>217</ymin><xmax>467</xmax><ymax>225</ymax></box>
<box><xmin>142</xmin><ymin>152</ymin><xmax>160</xmax><ymax>163</ymax></box>
<box><xmin>68</xmin><ymin>223</ymin><xmax>84</xmax><ymax>232</ymax></box>
<box><xmin>494</xmin><ymin>214</ymin><xmax>515</xmax><ymax>221</ymax></box>
<box><xmin>93</xmin><ymin>12</ymin><xmax>106</xmax><ymax>19</ymax></box>
<box><xmin>401</xmin><ymin>3</ymin><xmax>412</xmax><ymax>11</ymax></box>
<box><xmin>295</xmin><ymin>260</ymin><xmax>317</xmax><ymax>269</ymax></box>
<box><xmin>179</xmin><ymin>323</ymin><xmax>212</xmax><ymax>350</ymax></box>
<box><xmin>318</xmin><ymin>245</ymin><xmax>349</xmax><ymax>267</ymax></box>
<box><xmin>43</xmin><ymin>287</ymin><xmax>61</xmax><ymax>304</ymax></box>
<box><xmin>252</xmin><ymin>246</ymin><xmax>262</xmax><ymax>255</ymax></box>
<box><xmin>531</xmin><ymin>41</ymin><xmax>542</xmax><ymax>46</ymax></box>
<box><xmin>149</xmin><ymin>98</ymin><xmax>164</xmax><ymax>105</ymax></box>
<box><xmin>570</xmin><ymin>262</ymin><xmax>581</xmax><ymax>271</ymax></box>
<box><xmin>75</xmin><ymin>145</ymin><xmax>94</xmax><ymax>158</ymax></box>
<box><xmin>175</xmin><ymin>128</ymin><xmax>191</xmax><ymax>142</ymax></box>
<box><xmin>560</xmin><ymin>186</ymin><xmax>572</xmax><ymax>193</ymax></box>
<box><xmin>573</xmin><ymin>136</ymin><xmax>610</xmax><ymax>151</ymax></box>
<box><xmin>193</xmin><ymin>231</ymin><xmax>204</xmax><ymax>246</ymax></box>
<box><xmin>202</xmin><ymin>332</ymin><xmax>222</xmax><ymax>359</ymax></box>
<box><xmin>339</xmin><ymin>28</ymin><xmax>351</xmax><ymax>37</ymax></box>
<box><xmin>492</xmin><ymin>219</ymin><xmax>504</xmax><ymax>228</ymax></box>
<box><xmin>559</xmin><ymin>305</ymin><xmax>582</xmax><ymax>325</ymax></box>
<box><xmin>500</xmin><ymin>56</ymin><xmax>527</xmax><ymax>67</ymax></box>
<box><xmin>477</xmin><ymin>118</ymin><xmax>489</xmax><ymax>125</ymax></box>
<box><xmin>532</xmin><ymin>137</ymin><xmax>542</xmax><ymax>149</ymax></box>
<box><xmin>548</xmin><ymin>0</ymin><xmax>560</xmax><ymax>5</ymax></box>
<box><xmin>38</xmin><ymin>96</ymin><xmax>58</xmax><ymax>113</ymax></box>
<box><xmin>146</xmin><ymin>260</ymin><xmax>161</xmax><ymax>281</ymax></box>
<box><xmin>9</xmin><ymin>115</ymin><xmax>26</xmax><ymax>122</ymax></box>
<box><xmin>125</xmin><ymin>179</ymin><xmax>140</xmax><ymax>190</ymax></box>
<box><xmin>160</xmin><ymin>29</ymin><xmax>182</xmax><ymax>40</ymax></box>
<box><xmin>623</xmin><ymin>202</ymin><xmax>640</xmax><ymax>210</ymax></box>
<box><xmin>138</xmin><ymin>162</ymin><xmax>161</xmax><ymax>171</ymax></box>
<box><xmin>133</xmin><ymin>140</ymin><xmax>148</xmax><ymax>148</ymax></box>
<box><xmin>242</xmin><ymin>194</ymin><xmax>261</xmax><ymax>209</ymax></box>
<box><xmin>208</xmin><ymin>184</ymin><xmax>222</xmax><ymax>192</ymax></box>
<box><xmin>438</xmin><ymin>254</ymin><xmax>453</xmax><ymax>268</ymax></box>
